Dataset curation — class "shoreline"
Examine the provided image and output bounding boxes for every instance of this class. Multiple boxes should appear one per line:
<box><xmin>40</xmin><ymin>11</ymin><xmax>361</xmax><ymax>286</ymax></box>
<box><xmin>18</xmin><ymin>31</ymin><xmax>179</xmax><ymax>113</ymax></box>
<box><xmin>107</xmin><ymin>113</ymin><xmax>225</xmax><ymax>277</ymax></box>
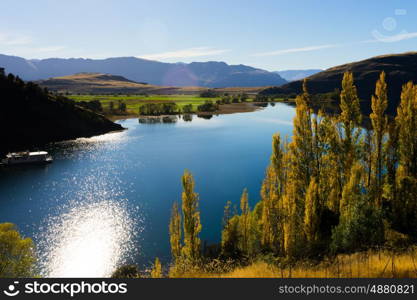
<box><xmin>108</xmin><ymin>101</ymin><xmax>288</xmax><ymax>121</ymax></box>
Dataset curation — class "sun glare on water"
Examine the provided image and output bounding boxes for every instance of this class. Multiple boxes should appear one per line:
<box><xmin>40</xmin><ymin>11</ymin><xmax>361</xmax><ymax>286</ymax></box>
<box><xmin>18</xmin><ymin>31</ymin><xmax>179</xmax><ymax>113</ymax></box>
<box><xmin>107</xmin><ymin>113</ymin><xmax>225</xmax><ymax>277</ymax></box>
<box><xmin>38</xmin><ymin>200</ymin><xmax>136</xmax><ymax>277</ymax></box>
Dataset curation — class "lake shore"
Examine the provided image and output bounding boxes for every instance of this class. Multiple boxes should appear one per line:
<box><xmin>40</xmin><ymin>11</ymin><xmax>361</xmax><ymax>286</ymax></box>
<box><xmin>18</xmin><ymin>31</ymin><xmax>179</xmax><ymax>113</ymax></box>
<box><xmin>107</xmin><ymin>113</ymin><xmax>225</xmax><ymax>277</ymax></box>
<box><xmin>108</xmin><ymin>101</ymin><xmax>287</xmax><ymax>121</ymax></box>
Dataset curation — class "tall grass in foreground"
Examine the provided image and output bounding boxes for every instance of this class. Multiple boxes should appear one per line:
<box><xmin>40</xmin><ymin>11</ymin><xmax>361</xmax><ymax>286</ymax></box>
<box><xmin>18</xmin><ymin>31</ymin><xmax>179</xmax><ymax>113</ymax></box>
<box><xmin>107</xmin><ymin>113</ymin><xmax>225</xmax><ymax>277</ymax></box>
<box><xmin>176</xmin><ymin>248</ymin><xmax>417</xmax><ymax>278</ymax></box>
<box><xmin>168</xmin><ymin>248</ymin><xmax>417</xmax><ymax>278</ymax></box>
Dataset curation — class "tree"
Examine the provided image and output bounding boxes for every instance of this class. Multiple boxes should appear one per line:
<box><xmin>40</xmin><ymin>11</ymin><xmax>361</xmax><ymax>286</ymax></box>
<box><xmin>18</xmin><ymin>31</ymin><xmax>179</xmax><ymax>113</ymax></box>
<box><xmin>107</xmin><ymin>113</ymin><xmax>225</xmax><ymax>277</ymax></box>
<box><xmin>281</xmin><ymin>80</ymin><xmax>314</xmax><ymax>257</ymax></box>
<box><xmin>331</xmin><ymin>164</ymin><xmax>384</xmax><ymax>253</ymax></box>
<box><xmin>394</xmin><ymin>82</ymin><xmax>417</xmax><ymax>234</ymax></box>
<box><xmin>181</xmin><ymin>170</ymin><xmax>202</xmax><ymax>260</ymax></box>
<box><xmin>260</xmin><ymin>133</ymin><xmax>286</xmax><ymax>254</ymax></box>
<box><xmin>339</xmin><ymin>71</ymin><xmax>362</xmax><ymax>181</ymax></box>
<box><xmin>221</xmin><ymin>215</ymin><xmax>241</xmax><ymax>258</ymax></box>
<box><xmin>304</xmin><ymin>178</ymin><xmax>321</xmax><ymax>246</ymax></box>
<box><xmin>0</xmin><ymin>223</ymin><xmax>36</xmax><ymax>278</ymax></box>
<box><xmin>239</xmin><ymin>188</ymin><xmax>250</xmax><ymax>254</ymax></box>
<box><xmin>118</xmin><ymin>100</ymin><xmax>127</xmax><ymax>113</ymax></box>
<box><xmin>169</xmin><ymin>202</ymin><xmax>182</xmax><ymax>260</ymax></box>
<box><xmin>150</xmin><ymin>257</ymin><xmax>163</xmax><ymax>278</ymax></box>
<box><xmin>370</xmin><ymin>72</ymin><xmax>388</xmax><ymax>207</ymax></box>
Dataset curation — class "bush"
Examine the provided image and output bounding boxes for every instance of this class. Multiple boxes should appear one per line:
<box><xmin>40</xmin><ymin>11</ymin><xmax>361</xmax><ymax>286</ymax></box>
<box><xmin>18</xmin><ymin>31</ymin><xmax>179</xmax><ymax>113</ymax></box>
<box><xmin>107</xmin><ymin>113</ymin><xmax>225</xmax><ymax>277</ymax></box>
<box><xmin>197</xmin><ymin>100</ymin><xmax>219</xmax><ymax>112</ymax></box>
<box><xmin>182</xmin><ymin>104</ymin><xmax>193</xmax><ymax>114</ymax></box>
<box><xmin>111</xmin><ymin>265</ymin><xmax>140</xmax><ymax>278</ymax></box>
<box><xmin>330</xmin><ymin>199</ymin><xmax>384</xmax><ymax>253</ymax></box>
<box><xmin>0</xmin><ymin>223</ymin><xmax>36</xmax><ymax>277</ymax></box>
<box><xmin>199</xmin><ymin>89</ymin><xmax>218</xmax><ymax>98</ymax></box>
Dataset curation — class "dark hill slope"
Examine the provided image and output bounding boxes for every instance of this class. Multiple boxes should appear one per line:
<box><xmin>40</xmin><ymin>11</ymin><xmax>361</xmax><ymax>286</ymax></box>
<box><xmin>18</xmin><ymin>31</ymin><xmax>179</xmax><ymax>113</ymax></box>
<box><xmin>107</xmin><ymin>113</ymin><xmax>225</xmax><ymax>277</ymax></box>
<box><xmin>262</xmin><ymin>52</ymin><xmax>417</xmax><ymax>115</ymax></box>
<box><xmin>0</xmin><ymin>72</ymin><xmax>123</xmax><ymax>155</ymax></box>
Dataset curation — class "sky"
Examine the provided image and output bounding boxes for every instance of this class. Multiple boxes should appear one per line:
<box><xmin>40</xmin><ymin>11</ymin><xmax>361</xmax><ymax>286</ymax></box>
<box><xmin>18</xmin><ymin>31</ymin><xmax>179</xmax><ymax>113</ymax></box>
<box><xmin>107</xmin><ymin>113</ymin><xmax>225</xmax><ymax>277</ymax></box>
<box><xmin>1</xmin><ymin>0</ymin><xmax>417</xmax><ymax>71</ymax></box>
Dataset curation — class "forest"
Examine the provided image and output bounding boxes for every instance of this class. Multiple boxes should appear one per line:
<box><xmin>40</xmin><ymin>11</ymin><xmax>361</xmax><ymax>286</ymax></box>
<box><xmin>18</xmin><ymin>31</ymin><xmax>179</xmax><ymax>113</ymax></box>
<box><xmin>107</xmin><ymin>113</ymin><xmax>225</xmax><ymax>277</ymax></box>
<box><xmin>165</xmin><ymin>71</ymin><xmax>417</xmax><ymax>277</ymax></box>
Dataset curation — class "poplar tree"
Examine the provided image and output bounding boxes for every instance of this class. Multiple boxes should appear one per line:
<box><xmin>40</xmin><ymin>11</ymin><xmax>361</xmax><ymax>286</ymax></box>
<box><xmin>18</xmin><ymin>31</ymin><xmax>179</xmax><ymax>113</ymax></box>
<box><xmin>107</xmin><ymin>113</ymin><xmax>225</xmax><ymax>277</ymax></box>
<box><xmin>181</xmin><ymin>170</ymin><xmax>202</xmax><ymax>260</ymax></box>
<box><xmin>239</xmin><ymin>188</ymin><xmax>250</xmax><ymax>255</ymax></box>
<box><xmin>282</xmin><ymin>80</ymin><xmax>314</xmax><ymax>257</ymax></box>
<box><xmin>304</xmin><ymin>177</ymin><xmax>321</xmax><ymax>246</ymax></box>
<box><xmin>339</xmin><ymin>71</ymin><xmax>362</xmax><ymax>181</ymax></box>
<box><xmin>370</xmin><ymin>72</ymin><xmax>388</xmax><ymax>207</ymax></box>
<box><xmin>394</xmin><ymin>82</ymin><xmax>417</xmax><ymax>233</ymax></box>
<box><xmin>150</xmin><ymin>257</ymin><xmax>163</xmax><ymax>278</ymax></box>
<box><xmin>169</xmin><ymin>202</ymin><xmax>182</xmax><ymax>260</ymax></box>
<box><xmin>260</xmin><ymin>133</ymin><xmax>285</xmax><ymax>254</ymax></box>
<box><xmin>288</xmin><ymin>82</ymin><xmax>314</xmax><ymax>191</ymax></box>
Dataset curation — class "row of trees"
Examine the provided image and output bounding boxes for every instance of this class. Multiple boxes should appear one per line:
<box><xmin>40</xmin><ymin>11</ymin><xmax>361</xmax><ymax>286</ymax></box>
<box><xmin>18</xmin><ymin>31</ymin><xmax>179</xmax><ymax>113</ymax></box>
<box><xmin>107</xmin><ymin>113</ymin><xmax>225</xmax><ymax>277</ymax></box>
<box><xmin>169</xmin><ymin>71</ymin><xmax>417</xmax><ymax>269</ymax></box>
<box><xmin>216</xmin><ymin>94</ymin><xmax>249</xmax><ymax>105</ymax></box>
<box><xmin>138</xmin><ymin>102</ymin><xmax>179</xmax><ymax>115</ymax></box>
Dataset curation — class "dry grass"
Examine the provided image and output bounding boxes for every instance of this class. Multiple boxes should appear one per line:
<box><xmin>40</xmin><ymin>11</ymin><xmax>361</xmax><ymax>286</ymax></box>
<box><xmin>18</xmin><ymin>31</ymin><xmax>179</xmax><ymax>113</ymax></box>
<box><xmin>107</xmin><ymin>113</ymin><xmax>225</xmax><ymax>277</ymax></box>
<box><xmin>170</xmin><ymin>248</ymin><xmax>417</xmax><ymax>278</ymax></box>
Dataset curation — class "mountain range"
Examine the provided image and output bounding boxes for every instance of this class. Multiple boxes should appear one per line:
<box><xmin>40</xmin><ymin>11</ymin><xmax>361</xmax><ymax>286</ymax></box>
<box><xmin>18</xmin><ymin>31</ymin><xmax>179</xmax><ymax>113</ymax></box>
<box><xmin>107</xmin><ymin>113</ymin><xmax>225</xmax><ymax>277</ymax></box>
<box><xmin>276</xmin><ymin>69</ymin><xmax>322</xmax><ymax>81</ymax></box>
<box><xmin>36</xmin><ymin>73</ymin><xmax>266</xmax><ymax>94</ymax></box>
<box><xmin>0</xmin><ymin>54</ymin><xmax>287</xmax><ymax>88</ymax></box>
<box><xmin>263</xmin><ymin>52</ymin><xmax>417</xmax><ymax>115</ymax></box>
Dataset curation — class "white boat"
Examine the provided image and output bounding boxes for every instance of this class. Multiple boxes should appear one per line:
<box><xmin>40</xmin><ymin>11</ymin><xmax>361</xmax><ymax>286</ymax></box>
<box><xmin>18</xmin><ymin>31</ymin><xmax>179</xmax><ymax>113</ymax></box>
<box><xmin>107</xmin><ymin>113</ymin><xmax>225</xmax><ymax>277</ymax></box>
<box><xmin>1</xmin><ymin>151</ymin><xmax>53</xmax><ymax>165</ymax></box>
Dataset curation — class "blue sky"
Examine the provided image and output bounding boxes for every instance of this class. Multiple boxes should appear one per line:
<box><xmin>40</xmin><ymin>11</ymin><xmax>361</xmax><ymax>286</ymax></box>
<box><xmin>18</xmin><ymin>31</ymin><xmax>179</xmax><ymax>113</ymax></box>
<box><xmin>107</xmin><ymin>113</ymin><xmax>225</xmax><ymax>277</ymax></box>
<box><xmin>1</xmin><ymin>0</ymin><xmax>417</xmax><ymax>71</ymax></box>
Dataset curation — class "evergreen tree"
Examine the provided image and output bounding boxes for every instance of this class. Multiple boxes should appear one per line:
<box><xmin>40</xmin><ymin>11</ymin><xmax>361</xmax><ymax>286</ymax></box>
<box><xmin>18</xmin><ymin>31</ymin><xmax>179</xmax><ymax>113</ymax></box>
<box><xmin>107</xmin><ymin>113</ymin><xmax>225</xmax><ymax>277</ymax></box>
<box><xmin>181</xmin><ymin>170</ymin><xmax>202</xmax><ymax>260</ymax></box>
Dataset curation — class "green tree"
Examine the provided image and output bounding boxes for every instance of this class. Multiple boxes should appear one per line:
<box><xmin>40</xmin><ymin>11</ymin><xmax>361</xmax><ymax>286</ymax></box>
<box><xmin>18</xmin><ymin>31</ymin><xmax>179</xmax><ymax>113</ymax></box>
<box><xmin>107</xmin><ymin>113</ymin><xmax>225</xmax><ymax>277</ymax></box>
<box><xmin>0</xmin><ymin>223</ymin><xmax>36</xmax><ymax>278</ymax></box>
<box><xmin>331</xmin><ymin>164</ymin><xmax>384</xmax><ymax>253</ymax></box>
<box><xmin>181</xmin><ymin>170</ymin><xmax>202</xmax><ymax>260</ymax></box>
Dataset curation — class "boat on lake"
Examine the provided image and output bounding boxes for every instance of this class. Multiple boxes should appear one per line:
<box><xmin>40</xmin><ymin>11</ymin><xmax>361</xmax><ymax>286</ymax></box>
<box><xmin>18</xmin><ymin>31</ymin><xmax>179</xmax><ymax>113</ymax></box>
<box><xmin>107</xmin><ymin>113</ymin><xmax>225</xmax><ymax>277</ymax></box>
<box><xmin>1</xmin><ymin>151</ymin><xmax>53</xmax><ymax>166</ymax></box>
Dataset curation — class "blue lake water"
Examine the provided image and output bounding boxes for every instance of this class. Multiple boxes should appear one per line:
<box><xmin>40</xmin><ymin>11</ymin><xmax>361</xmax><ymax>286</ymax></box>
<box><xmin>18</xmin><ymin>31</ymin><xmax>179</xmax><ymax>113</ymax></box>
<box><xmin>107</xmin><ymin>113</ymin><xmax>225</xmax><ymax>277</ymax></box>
<box><xmin>0</xmin><ymin>103</ymin><xmax>295</xmax><ymax>277</ymax></box>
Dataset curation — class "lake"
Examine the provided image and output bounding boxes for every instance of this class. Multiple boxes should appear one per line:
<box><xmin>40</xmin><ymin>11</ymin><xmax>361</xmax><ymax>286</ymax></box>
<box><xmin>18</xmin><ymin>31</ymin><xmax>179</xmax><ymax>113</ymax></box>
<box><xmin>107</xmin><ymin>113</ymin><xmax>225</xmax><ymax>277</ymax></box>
<box><xmin>0</xmin><ymin>103</ymin><xmax>295</xmax><ymax>277</ymax></box>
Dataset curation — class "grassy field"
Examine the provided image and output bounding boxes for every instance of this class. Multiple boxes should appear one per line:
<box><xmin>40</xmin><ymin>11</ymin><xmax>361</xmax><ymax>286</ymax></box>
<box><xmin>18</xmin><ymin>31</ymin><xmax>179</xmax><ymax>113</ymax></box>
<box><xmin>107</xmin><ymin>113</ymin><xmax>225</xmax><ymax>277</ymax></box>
<box><xmin>169</xmin><ymin>248</ymin><xmax>417</xmax><ymax>278</ymax></box>
<box><xmin>69</xmin><ymin>94</ymin><xmax>222</xmax><ymax>114</ymax></box>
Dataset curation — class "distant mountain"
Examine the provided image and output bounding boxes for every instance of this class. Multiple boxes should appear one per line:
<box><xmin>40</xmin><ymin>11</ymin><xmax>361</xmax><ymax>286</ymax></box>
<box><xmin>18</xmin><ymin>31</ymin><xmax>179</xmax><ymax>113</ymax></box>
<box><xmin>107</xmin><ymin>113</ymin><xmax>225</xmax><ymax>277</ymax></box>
<box><xmin>0</xmin><ymin>71</ymin><xmax>122</xmax><ymax>155</ymax></box>
<box><xmin>0</xmin><ymin>54</ymin><xmax>287</xmax><ymax>88</ymax></box>
<box><xmin>263</xmin><ymin>52</ymin><xmax>417</xmax><ymax>115</ymax></box>
<box><xmin>276</xmin><ymin>69</ymin><xmax>322</xmax><ymax>81</ymax></box>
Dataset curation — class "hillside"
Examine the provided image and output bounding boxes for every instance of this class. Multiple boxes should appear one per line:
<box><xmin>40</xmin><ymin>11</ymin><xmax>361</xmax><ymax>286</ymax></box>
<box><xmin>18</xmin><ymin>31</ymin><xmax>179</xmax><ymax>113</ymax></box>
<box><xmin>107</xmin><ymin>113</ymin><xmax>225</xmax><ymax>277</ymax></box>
<box><xmin>276</xmin><ymin>69</ymin><xmax>322</xmax><ymax>81</ymax></box>
<box><xmin>36</xmin><ymin>73</ymin><xmax>267</xmax><ymax>95</ymax></box>
<box><xmin>263</xmin><ymin>52</ymin><xmax>417</xmax><ymax>115</ymax></box>
<box><xmin>37</xmin><ymin>73</ymin><xmax>158</xmax><ymax>94</ymax></box>
<box><xmin>0</xmin><ymin>71</ymin><xmax>123</xmax><ymax>155</ymax></box>
<box><xmin>0</xmin><ymin>54</ymin><xmax>287</xmax><ymax>88</ymax></box>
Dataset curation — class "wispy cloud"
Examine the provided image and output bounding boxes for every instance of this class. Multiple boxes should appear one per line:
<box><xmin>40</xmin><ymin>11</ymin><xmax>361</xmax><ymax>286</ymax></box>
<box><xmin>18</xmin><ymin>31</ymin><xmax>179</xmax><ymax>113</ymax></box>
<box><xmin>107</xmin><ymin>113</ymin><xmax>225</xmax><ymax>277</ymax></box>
<box><xmin>34</xmin><ymin>46</ymin><xmax>66</xmax><ymax>53</ymax></box>
<box><xmin>251</xmin><ymin>44</ymin><xmax>339</xmax><ymax>57</ymax></box>
<box><xmin>0</xmin><ymin>32</ymin><xmax>33</xmax><ymax>46</ymax></box>
<box><xmin>138</xmin><ymin>47</ymin><xmax>231</xmax><ymax>60</ymax></box>
<box><xmin>368</xmin><ymin>31</ymin><xmax>417</xmax><ymax>43</ymax></box>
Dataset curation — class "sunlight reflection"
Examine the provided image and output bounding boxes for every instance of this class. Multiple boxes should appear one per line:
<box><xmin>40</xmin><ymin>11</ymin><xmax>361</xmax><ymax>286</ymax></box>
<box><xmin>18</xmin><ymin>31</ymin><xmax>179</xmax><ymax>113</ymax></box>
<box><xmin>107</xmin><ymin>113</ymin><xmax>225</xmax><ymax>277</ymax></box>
<box><xmin>38</xmin><ymin>200</ymin><xmax>137</xmax><ymax>278</ymax></box>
